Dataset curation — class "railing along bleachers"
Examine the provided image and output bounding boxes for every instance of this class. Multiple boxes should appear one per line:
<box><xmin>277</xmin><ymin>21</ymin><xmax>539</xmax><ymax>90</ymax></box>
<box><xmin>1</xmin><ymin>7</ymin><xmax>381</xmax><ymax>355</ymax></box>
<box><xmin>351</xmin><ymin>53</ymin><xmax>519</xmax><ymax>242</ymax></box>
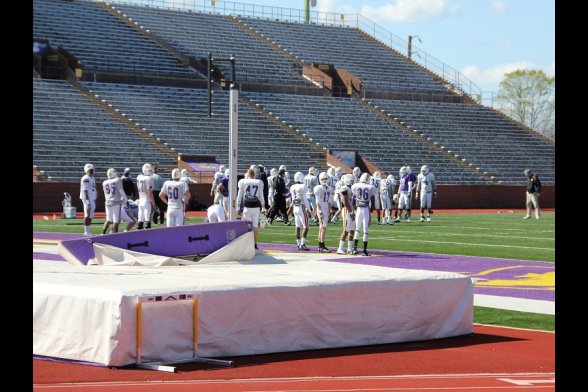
<box><xmin>369</xmin><ymin>99</ymin><xmax>555</xmax><ymax>184</ymax></box>
<box><xmin>112</xmin><ymin>3</ymin><xmax>307</xmax><ymax>86</ymax></box>
<box><xmin>33</xmin><ymin>0</ymin><xmax>195</xmax><ymax>78</ymax></box>
<box><xmin>79</xmin><ymin>82</ymin><xmax>326</xmax><ymax>174</ymax></box>
<box><xmin>239</xmin><ymin>17</ymin><xmax>449</xmax><ymax>95</ymax></box>
<box><xmin>33</xmin><ymin>79</ymin><xmax>176</xmax><ymax>181</ymax></box>
<box><xmin>243</xmin><ymin>92</ymin><xmax>489</xmax><ymax>184</ymax></box>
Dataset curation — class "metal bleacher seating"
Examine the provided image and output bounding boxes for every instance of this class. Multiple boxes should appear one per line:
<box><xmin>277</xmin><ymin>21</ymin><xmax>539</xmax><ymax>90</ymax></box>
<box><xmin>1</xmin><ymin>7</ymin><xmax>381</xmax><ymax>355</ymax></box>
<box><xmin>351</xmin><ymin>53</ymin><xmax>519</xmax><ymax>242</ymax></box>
<box><xmin>369</xmin><ymin>99</ymin><xmax>555</xmax><ymax>184</ymax></box>
<box><xmin>33</xmin><ymin>79</ymin><xmax>176</xmax><ymax>181</ymax></box>
<box><xmin>243</xmin><ymin>92</ymin><xmax>490</xmax><ymax>184</ymax></box>
<box><xmin>79</xmin><ymin>82</ymin><xmax>326</xmax><ymax>174</ymax></box>
<box><xmin>240</xmin><ymin>17</ymin><xmax>449</xmax><ymax>94</ymax></box>
<box><xmin>113</xmin><ymin>3</ymin><xmax>307</xmax><ymax>86</ymax></box>
<box><xmin>33</xmin><ymin>0</ymin><xmax>196</xmax><ymax>78</ymax></box>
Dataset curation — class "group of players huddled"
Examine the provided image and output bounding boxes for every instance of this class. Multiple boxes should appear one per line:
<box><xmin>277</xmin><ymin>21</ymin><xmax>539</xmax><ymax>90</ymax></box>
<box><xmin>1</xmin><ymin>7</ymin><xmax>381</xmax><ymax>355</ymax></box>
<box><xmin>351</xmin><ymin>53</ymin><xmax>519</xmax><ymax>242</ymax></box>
<box><xmin>207</xmin><ymin>163</ymin><xmax>437</xmax><ymax>256</ymax></box>
<box><xmin>79</xmin><ymin>162</ymin><xmax>437</xmax><ymax>255</ymax></box>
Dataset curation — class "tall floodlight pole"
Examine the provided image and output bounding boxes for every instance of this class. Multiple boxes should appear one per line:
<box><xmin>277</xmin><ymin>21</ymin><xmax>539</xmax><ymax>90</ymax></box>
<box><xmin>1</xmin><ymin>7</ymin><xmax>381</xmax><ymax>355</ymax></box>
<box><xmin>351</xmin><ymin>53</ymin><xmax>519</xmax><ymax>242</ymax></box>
<box><xmin>304</xmin><ymin>0</ymin><xmax>317</xmax><ymax>24</ymax></box>
<box><xmin>208</xmin><ymin>53</ymin><xmax>238</xmax><ymax>220</ymax></box>
<box><xmin>408</xmin><ymin>35</ymin><xmax>421</xmax><ymax>59</ymax></box>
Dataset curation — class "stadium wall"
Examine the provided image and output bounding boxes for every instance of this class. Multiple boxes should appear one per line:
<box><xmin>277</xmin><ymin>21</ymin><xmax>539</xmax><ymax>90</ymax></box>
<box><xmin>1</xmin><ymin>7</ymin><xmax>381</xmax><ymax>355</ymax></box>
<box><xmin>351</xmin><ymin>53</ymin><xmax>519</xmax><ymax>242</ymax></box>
<box><xmin>33</xmin><ymin>183</ymin><xmax>554</xmax><ymax>213</ymax></box>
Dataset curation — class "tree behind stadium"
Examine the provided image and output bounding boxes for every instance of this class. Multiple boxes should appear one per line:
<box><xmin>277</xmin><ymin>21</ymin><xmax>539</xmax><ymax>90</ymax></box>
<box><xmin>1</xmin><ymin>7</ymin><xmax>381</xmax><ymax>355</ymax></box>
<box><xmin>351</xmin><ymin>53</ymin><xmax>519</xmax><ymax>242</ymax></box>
<box><xmin>497</xmin><ymin>69</ymin><xmax>555</xmax><ymax>139</ymax></box>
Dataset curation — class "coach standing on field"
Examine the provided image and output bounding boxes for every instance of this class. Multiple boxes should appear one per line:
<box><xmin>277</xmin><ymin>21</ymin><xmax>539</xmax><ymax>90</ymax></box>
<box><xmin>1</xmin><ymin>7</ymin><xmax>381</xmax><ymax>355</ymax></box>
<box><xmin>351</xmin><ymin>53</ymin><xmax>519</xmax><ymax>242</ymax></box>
<box><xmin>523</xmin><ymin>169</ymin><xmax>542</xmax><ymax>220</ymax></box>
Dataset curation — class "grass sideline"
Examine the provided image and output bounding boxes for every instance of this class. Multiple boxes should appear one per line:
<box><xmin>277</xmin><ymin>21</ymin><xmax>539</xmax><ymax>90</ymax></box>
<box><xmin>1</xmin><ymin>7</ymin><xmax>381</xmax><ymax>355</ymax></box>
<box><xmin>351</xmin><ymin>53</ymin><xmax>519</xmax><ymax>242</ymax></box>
<box><xmin>33</xmin><ymin>212</ymin><xmax>555</xmax><ymax>330</ymax></box>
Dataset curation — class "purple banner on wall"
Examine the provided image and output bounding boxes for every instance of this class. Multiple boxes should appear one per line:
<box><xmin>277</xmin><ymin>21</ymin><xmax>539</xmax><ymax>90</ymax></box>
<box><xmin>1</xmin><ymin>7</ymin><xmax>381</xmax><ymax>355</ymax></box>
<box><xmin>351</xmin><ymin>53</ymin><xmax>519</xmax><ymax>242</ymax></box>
<box><xmin>187</xmin><ymin>161</ymin><xmax>219</xmax><ymax>172</ymax></box>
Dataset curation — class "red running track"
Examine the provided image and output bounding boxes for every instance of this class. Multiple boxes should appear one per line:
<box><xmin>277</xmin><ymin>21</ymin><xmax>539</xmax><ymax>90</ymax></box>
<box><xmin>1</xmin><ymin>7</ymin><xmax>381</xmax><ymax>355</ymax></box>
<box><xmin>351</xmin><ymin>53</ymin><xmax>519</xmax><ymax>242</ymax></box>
<box><xmin>33</xmin><ymin>324</ymin><xmax>554</xmax><ymax>391</ymax></box>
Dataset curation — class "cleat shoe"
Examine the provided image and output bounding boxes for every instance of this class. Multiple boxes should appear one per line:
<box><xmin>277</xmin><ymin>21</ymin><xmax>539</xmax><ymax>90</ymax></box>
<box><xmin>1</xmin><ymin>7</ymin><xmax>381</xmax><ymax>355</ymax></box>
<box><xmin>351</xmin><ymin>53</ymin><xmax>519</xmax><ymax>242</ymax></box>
<box><xmin>394</xmin><ymin>217</ymin><xmax>401</xmax><ymax>222</ymax></box>
<box><xmin>350</xmin><ymin>250</ymin><xmax>359</xmax><ymax>255</ymax></box>
<box><xmin>285</xmin><ymin>221</ymin><xmax>291</xmax><ymax>226</ymax></box>
<box><xmin>523</xmin><ymin>216</ymin><xmax>530</xmax><ymax>220</ymax></box>
<box><xmin>300</xmin><ymin>244</ymin><xmax>310</xmax><ymax>251</ymax></box>
<box><xmin>362</xmin><ymin>250</ymin><xmax>369</xmax><ymax>256</ymax></box>
<box><xmin>336</xmin><ymin>249</ymin><xmax>346</xmax><ymax>255</ymax></box>
<box><xmin>427</xmin><ymin>217</ymin><xmax>431</xmax><ymax>222</ymax></box>
<box><xmin>319</xmin><ymin>247</ymin><xmax>330</xmax><ymax>253</ymax></box>
<box><xmin>386</xmin><ymin>221</ymin><xmax>393</xmax><ymax>225</ymax></box>
<box><xmin>406</xmin><ymin>218</ymin><xmax>411</xmax><ymax>223</ymax></box>
<box><xmin>420</xmin><ymin>217</ymin><xmax>425</xmax><ymax>222</ymax></box>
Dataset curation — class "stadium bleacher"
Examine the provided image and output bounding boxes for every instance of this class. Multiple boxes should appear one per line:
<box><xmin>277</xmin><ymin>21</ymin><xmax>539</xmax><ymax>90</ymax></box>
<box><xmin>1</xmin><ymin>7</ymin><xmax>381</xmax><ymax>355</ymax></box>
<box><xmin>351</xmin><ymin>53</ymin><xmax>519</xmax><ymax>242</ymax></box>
<box><xmin>32</xmin><ymin>0</ymin><xmax>554</xmax><ymax>187</ymax></box>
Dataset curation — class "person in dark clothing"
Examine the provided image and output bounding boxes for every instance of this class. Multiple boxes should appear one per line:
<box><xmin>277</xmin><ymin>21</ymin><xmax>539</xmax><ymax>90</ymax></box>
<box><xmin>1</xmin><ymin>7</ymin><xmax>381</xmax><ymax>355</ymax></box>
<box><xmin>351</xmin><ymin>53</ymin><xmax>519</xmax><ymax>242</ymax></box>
<box><xmin>121</xmin><ymin>168</ymin><xmax>137</xmax><ymax>200</ymax></box>
<box><xmin>268</xmin><ymin>168</ymin><xmax>291</xmax><ymax>226</ymax></box>
<box><xmin>255</xmin><ymin>164</ymin><xmax>269</xmax><ymax>209</ymax></box>
<box><xmin>523</xmin><ymin>169</ymin><xmax>542</xmax><ymax>219</ymax></box>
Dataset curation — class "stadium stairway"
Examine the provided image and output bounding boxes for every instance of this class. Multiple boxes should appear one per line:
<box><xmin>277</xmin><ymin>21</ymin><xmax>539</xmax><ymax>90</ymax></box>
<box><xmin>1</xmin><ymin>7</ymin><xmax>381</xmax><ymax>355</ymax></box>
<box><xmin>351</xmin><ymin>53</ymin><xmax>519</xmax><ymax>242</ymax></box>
<box><xmin>356</xmin><ymin>29</ymin><xmax>463</xmax><ymax>97</ymax></box>
<box><xmin>69</xmin><ymin>78</ymin><xmax>178</xmax><ymax>163</ymax></box>
<box><xmin>98</xmin><ymin>1</ymin><xmax>208</xmax><ymax>81</ymax></box>
<box><xmin>356</xmin><ymin>97</ymin><xmax>497</xmax><ymax>183</ymax></box>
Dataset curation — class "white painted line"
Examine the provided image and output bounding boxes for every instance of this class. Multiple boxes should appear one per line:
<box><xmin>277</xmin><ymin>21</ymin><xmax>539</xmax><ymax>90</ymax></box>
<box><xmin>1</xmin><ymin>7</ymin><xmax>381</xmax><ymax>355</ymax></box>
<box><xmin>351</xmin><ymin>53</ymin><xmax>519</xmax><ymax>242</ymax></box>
<box><xmin>475</xmin><ymin>294</ymin><xmax>554</xmax><ymax>315</ymax></box>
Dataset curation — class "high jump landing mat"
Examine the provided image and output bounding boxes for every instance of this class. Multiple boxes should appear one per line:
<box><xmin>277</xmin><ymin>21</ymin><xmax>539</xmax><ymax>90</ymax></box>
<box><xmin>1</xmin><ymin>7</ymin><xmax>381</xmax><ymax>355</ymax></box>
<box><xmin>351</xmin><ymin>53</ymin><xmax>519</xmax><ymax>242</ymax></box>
<box><xmin>33</xmin><ymin>229</ymin><xmax>473</xmax><ymax>367</ymax></box>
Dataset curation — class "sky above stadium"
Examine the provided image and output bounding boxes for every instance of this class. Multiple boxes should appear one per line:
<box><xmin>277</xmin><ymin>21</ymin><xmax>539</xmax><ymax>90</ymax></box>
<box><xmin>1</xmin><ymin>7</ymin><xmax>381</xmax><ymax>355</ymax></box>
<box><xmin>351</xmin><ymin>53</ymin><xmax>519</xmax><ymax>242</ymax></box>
<box><xmin>232</xmin><ymin>0</ymin><xmax>555</xmax><ymax>95</ymax></box>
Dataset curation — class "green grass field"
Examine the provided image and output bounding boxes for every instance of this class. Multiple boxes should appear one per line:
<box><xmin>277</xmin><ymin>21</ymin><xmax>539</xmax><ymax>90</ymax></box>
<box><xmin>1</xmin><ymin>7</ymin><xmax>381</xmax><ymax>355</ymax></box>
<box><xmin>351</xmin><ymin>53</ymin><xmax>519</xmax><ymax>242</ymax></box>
<box><xmin>33</xmin><ymin>212</ymin><xmax>555</xmax><ymax>331</ymax></box>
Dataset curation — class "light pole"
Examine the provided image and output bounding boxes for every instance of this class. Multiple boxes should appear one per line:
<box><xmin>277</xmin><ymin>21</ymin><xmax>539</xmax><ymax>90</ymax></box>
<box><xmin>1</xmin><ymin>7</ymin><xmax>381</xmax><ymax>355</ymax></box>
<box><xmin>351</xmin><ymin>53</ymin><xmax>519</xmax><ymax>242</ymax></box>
<box><xmin>408</xmin><ymin>35</ymin><xmax>421</xmax><ymax>59</ymax></box>
<box><xmin>207</xmin><ymin>53</ymin><xmax>239</xmax><ymax>221</ymax></box>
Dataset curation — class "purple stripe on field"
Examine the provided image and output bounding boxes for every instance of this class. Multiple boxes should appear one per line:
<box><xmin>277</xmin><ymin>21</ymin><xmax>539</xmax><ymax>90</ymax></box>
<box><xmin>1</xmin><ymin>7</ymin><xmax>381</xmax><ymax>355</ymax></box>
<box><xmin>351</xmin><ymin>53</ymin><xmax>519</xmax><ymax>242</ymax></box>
<box><xmin>33</xmin><ymin>232</ymin><xmax>83</xmax><ymax>240</ymax></box>
<box><xmin>258</xmin><ymin>243</ymin><xmax>554</xmax><ymax>302</ymax></box>
<box><xmin>33</xmin><ymin>252</ymin><xmax>65</xmax><ymax>261</ymax></box>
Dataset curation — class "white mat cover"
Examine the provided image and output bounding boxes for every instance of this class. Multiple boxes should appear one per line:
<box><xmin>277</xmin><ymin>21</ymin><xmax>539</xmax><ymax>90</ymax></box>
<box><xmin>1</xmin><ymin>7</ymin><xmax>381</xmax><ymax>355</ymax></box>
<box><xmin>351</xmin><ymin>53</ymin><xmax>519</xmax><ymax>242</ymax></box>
<box><xmin>33</xmin><ymin>237</ymin><xmax>473</xmax><ymax>366</ymax></box>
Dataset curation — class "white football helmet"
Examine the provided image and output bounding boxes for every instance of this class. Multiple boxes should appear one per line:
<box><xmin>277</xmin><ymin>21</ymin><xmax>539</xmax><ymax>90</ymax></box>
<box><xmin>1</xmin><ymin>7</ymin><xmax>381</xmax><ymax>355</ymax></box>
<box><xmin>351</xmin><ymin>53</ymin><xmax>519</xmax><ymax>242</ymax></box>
<box><xmin>270</xmin><ymin>168</ymin><xmax>278</xmax><ymax>177</ymax></box>
<box><xmin>421</xmin><ymin>165</ymin><xmax>429</xmax><ymax>174</ymax></box>
<box><xmin>294</xmin><ymin>171</ymin><xmax>305</xmax><ymax>184</ymax></box>
<box><xmin>399</xmin><ymin>166</ymin><xmax>407</xmax><ymax>177</ymax></box>
<box><xmin>319</xmin><ymin>171</ymin><xmax>328</xmax><ymax>183</ymax></box>
<box><xmin>219</xmin><ymin>164</ymin><xmax>225</xmax><ymax>173</ymax></box>
<box><xmin>327</xmin><ymin>167</ymin><xmax>335</xmax><ymax>177</ymax></box>
<box><xmin>360</xmin><ymin>172</ymin><xmax>370</xmax><ymax>184</ymax></box>
<box><xmin>387</xmin><ymin>174</ymin><xmax>394</xmax><ymax>181</ymax></box>
<box><xmin>258</xmin><ymin>212</ymin><xmax>269</xmax><ymax>229</ymax></box>
<box><xmin>343</xmin><ymin>174</ymin><xmax>354</xmax><ymax>187</ymax></box>
<box><xmin>224</xmin><ymin>169</ymin><xmax>230</xmax><ymax>177</ymax></box>
<box><xmin>249</xmin><ymin>164</ymin><xmax>259</xmax><ymax>175</ymax></box>
<box><xmin>335</xmin><ymin>167</ymin><xmax>343</xmax><ymax>177</ymax></box>
<box><xmin>142</xmin><ymin>163</ymin><xmax>153</xmax><ymax>176</ymax></box>
<box><xmin>308</xmin><ymin>166</ymin><xmax>317</xmax><ymax>176</ymax></box>
<box><xmin>406</xmin><ymin>166</ymin><xmax>412</xmax><ymax>174</ymax></box>
<box><xmin>373</xmin><ymin>171</ymin><xmax>381</xmax><ymax>179</ymax></box>
<box><xmin>181</xmin><ymin>169</ymin><xmax>189</xmax><ymax>177</ymax></box>
<box><xmin>171</xmin><ymin>168</ymin><xmax>181</xmax><ymax>180</ymax></box>
<box><xmin>83</xmin><ymin>163</ymin><xmax>94</xmax><ymax>174</ymax></box>
<box><xmin>353</xmin><ymin>167</ymin><xmax>361</xmax><ymax>178</ymax></box>
<box><xmin>106</xmin><ymin>168</ymin><xmax>117</xmax><ymax>179</ymax></box>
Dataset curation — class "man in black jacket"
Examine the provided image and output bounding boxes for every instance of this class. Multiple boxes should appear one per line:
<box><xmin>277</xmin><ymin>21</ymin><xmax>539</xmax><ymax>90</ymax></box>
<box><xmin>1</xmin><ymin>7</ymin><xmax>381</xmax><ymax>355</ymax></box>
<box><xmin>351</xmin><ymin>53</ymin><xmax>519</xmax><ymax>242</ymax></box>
<box><xmin>268</xmin><ymin>168</ymin><xmax>290</xmax><ymax>226</ymax></box>
<box><xmin>523</xmin><ymin>169</ymin><xmax>542</xmax><ymax>220</ymax></box>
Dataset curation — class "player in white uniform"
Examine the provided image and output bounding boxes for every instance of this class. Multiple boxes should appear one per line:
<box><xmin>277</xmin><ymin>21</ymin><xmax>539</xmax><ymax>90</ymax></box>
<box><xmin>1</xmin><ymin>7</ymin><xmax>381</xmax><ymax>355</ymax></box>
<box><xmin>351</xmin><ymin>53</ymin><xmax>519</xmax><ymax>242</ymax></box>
<box><xmin>120</xmin><ymin>199</ymin><xmax>139</xmax><ymax>231</ymax></box>
<box><xmin>290</xmin><ymin>172</ymin><xmax>310</xmax><ymax>250</ymax></box>
<box><xmin>416</xmin><ymin>165</ymin><xmax>437</xmax><ymax>222</ymax></box>
<box><xmin>267</xmin><ymin>168</ymin><xmax>278</xmax><ymax>209</ymax></box>
<box><xmin>237</xmin><ymin>168</ymin><xmax>265</xmax><ymax>252</ymax></box>
<box><xmin>352</xmin><ymin>173</ymin><xmax>377</xmax><ymax>256</ymax></box>
<box><xmin>160</xmin><ymin>168</ymin><xmax>190</xmax><ymax>227</ymax></box>
<box><xmin>313</xmin><ymin>172</ymin><xmax>334</xmax><ymax>252</ymax></box>
<box><xmin>101</xmin><ymin>168</ymin><xmax>127</xmax><ymax>234</ymax></box>
<box><xmin>136</xmin><ymin>163</ymin><xmax>155</xmax><ymax>229</ymax></box>
<box><xmin>336</xmin><ymin>174</ymin><xmax>357</xmax><ymax>255</ymax></box>
<box><xmin>180</xmin><ymin>169</ymin><xmax>193</xmax><ymax>186</ymax></box>
<box><xmin>370</xmin><ymin>171</ymin><xmax>383</xmax><ymax>224</ymax></box>
<box><xmin>304</xmin><ymin>167</ymin><xmax>319</xmax><ymax>225</ymax></box>
<box><xmin>79</xmin><ymin>163</ymin><xmax>97</xmax><ymax>236</ymax></box>
<box><xmin>380</xmin><ymin>174</ymin><xmax>396</xmax><ymax>224</ymax></box>
<box><xmin>210</xmin><ymin>164</ymin><xmax>226</xmax><ymax>196</ymax></box>
<box><xmin>330</xmin><ymin>167</ymin><xmax>344</xmax><ymax>224</ymax></box>
<box><xmin>352</xmin><ymin>167</ymin><xmax>362</xmax><ymax>184</ymax></box>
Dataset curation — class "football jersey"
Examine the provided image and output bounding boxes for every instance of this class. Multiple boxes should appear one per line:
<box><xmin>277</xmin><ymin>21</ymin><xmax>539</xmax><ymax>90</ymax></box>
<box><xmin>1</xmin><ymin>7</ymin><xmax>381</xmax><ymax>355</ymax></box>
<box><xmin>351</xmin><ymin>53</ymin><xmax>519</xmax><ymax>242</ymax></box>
<box><xmin>351</xmin><ymin>183</ymin><xmax>376</xmax><ymax>208</ymax></box>
<box><xmin>313</xmin><ymin>184</ymin><xmax>333</xmax><ymax>206</ymax></box>
<box><xmin>417</xmin><ymin>172</ymin><xmax>436</xmax><ymax>193</ymax></box>
<box><xmin>161</xmin><ymin>180</ymin><xmax>189</xmax><ymax>209</ymax></box>
<box><xmin>136</xmin><ymin>174</ymin><xmax>153</xmax><ymax>201</ymax></box>
<box><xmin>102</xmin><ymin>177</ymin><xmax>127</xmax><ymax>206</ymax></box>
<box><xmin>79</xmin><ymin>174</ymin><xmax>96</xmax><ymax>201</ymax></box>
<box><xmin>238</xmin><ymin>178</ymin><xmax>264</xmax><ymax>208</ymax></box>
<box><xmin>289</xmin><ymin>183</ymin><xmax>309</xmax><ymax>209</ymax></box>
